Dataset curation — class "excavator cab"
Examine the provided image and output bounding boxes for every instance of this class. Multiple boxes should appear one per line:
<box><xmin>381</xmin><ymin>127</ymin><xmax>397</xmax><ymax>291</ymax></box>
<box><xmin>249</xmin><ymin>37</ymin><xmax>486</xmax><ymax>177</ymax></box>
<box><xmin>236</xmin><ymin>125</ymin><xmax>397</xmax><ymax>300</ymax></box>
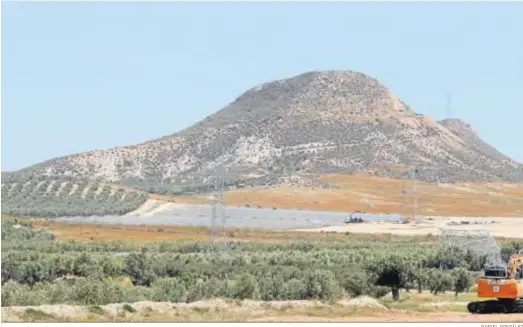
<box><xmin>483</xmin><ymin>266</ymin><xmax>508</xmax><ymax>278</ymax></box>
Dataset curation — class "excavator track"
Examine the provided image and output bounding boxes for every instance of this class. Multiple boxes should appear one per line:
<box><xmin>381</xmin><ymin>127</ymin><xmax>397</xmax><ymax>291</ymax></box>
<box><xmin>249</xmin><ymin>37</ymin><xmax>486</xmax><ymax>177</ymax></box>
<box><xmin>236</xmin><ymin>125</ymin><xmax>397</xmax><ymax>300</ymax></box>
<box><xmin>467</xmin><ymin>299</ymin><xmax>523</xmax><ymax>314</ymax></box>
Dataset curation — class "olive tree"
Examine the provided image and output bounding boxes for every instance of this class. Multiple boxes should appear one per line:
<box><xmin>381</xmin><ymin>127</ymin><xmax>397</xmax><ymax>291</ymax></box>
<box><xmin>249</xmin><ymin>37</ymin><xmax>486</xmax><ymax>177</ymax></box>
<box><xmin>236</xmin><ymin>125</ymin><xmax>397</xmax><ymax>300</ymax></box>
<box><xmin>365</xmin><ymin>253</ymin><xmax>415</xmax><ymax>301</ymax></box>
<box><xmin>427</xmin><ymin>269</ymin><xmax>454</xmax><ymax>295</ymax></box>
<box><xmin>451</xmin><ymin>267</ymin><xmax>474</xmax><ymax>296</ymax></box>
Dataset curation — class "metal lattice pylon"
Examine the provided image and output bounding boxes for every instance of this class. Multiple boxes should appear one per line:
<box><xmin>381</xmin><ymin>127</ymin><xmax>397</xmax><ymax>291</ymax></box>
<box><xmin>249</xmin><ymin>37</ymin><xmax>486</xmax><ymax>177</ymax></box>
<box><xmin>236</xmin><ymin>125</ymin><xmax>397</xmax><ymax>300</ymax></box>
<box><xmin>402</xmin><ymin>167</ymin><xmax>419</xmax><ymax>220</ymax></box>
<box><xmin>209</xmin><ymin>175</ymin><xmax>228</xmax><ymax>251</ymax></box>
<box><xmin>209</xmin><ymin>131</ymin><xmax>228</xmax><ymax>252</ymax></box>
<box><xmin>439</xmin><ymin>228</ymin><xmax>505</xmax><ymax>268</ymax></box>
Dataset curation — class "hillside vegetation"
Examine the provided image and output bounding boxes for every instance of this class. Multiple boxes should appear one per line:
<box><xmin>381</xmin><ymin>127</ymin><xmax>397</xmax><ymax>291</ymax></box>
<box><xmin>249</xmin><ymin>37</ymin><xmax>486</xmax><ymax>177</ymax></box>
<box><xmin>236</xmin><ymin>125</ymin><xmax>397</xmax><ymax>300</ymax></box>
<box><xmin>1</xmin><ymin>177</ymin><xmax>148</xmax><ymax>217</ymax></box>
<box><xmin>12</xmin><ymin>71</ymin><xmax>523</xmax><ymax>194</ymax></box>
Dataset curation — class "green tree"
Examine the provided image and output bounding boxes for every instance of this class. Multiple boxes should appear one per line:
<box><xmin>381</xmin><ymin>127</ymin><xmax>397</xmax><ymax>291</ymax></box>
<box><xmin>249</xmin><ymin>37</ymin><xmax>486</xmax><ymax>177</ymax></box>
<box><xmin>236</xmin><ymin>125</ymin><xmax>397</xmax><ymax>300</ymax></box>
<box><xmin>337</xmin><ymin>268</ymin><xmax>371</xmax><ymax>297</ymax></box>
<box><xmin>451</xmin><ymin>267</ymin><xmax>474</xmax><ymax>296</ymax></box>
<box><xmin>281</xmin><ymin>278</ymin><xmax>307</xmax><ymax>300</ymax></box>
<box><xmin>427</xmin><ymin>269</ymin><xmax>454</xmax><ymax>295</ymax></box>
<box><xmin>304</xmin><ymin>269</ymin><xmax>342</xmax><ymax>301</ymax></box>
<box><xmin>72</xmin><ymin>278</ymin><xmax>117</xmax><ymax>305</ymax></box>
<box><xmin>258</xmin><ymin>275</ymin><xmax>285</xmax><ymax>301</ymax></box>
<box><xmin>407</xmin><ymin>251</ymin><xmax>428</xmax><ymax>293</ymax></box>
<box><xmin>1</xmin><ymin>282</ymin><xmax>31</xmax><ymax>306</ymax></box>
<box><xmin>233</xmin><ymin>273</ymin><xmax>260</xmax><ymax>300</ymax></box>
<box><xmin>186</xmin><ymin>279</ymin><xmax>206</xmax><ymax>302</ymax></box>
<box><xmin>151</xmin><ymin>278</ymin><xmax>187</xmax><ymax>302</ymax></box>
<box><xmin>124</xmin><ymin>250</ymin><xmax>156</xmax><ymax>286</ymax></box>
<box><xmin>204</xmin><ymin>277</ymin><xmax>225</xmax><ymax>299</ymax></box>
<box><xmin>366</xmin><ymin>254</ymin><xmax>413</xmax><ymax>301</ymax></box>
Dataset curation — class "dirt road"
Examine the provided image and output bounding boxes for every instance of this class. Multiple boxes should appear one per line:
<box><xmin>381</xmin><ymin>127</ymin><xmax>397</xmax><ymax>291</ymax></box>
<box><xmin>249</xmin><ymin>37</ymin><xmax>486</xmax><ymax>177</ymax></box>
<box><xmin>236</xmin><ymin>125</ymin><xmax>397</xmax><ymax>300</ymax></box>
<box><xmin>253</xmin><ymin>311</ymin><xmax>523</xmax><ymax>322</ymax></box>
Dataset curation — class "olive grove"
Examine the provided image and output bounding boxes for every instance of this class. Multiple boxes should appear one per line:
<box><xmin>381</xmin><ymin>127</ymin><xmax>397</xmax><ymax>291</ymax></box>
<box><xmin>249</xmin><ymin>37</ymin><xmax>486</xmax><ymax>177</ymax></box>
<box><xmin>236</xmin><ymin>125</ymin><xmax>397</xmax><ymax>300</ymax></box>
<box><xmin>2</xmin><ymin>220</ymin><xmax>521</xmax><ymax>307</ymax></box>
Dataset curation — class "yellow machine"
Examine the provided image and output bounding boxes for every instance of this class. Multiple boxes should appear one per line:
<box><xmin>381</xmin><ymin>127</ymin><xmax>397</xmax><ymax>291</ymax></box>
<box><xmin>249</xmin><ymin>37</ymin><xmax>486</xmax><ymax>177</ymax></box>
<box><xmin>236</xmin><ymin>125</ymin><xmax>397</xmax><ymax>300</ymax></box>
<box><xmin>467</xmin><ymin>251</ymin><xmax>523</xmax><ymax>314</ymax></box>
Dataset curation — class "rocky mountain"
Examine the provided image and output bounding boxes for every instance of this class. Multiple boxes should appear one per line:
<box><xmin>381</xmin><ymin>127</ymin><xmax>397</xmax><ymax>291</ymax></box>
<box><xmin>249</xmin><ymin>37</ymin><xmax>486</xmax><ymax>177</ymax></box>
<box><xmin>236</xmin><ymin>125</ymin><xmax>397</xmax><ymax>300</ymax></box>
<box><xmin>11</xmin><ymin>70</ymin><xmax>523</xmax><ymax>194</ymax></box>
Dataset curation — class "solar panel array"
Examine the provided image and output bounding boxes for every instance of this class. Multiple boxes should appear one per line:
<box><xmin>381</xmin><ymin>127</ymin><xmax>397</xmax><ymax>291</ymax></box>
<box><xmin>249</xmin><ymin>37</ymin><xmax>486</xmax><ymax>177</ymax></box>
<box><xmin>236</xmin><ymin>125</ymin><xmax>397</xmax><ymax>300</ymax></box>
<box><xmin>54</xmin><ymin>204</ymin><xmax>403</xmax><ymax>230</ymax></box>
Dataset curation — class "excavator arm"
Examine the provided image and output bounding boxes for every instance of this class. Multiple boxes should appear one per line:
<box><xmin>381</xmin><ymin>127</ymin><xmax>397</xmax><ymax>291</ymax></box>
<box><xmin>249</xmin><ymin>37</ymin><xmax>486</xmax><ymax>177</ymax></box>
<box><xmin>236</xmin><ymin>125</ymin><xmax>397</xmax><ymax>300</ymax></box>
<box><xmin>507</xmin><ymin>251</ymin><xmax>523</xmax><ymax>279</ymax></box>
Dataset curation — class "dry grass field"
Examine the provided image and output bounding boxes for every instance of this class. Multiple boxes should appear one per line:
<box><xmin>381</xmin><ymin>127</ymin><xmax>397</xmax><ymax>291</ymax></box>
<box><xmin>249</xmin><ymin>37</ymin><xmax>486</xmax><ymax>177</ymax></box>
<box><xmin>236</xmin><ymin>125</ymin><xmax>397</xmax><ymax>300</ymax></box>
<box><xmin>31</xmin><ymin>221</ymin><xmax>286</xmax><ymax>243</ymax></box>
<box><xmin>31</xmin><ymin>219</ymin><xmax>523</xmax><ymax>244</ymax></box>
<box><xmin>30</xmin><ymin>220</ymin><xmax>363</xmax><ymax>244</ymax></box>
<box><xmin>219</xmin><ymin>174</ymin><xmax>523</xmax><ymax>217</ymax></box>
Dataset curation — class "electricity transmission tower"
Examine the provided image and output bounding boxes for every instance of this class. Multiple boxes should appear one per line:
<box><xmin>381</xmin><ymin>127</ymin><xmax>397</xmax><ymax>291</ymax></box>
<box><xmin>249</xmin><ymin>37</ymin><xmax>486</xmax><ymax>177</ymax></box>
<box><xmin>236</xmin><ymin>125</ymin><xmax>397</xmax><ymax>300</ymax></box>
<box><xmin>209</xmin><ymin>130</ymin><xmax>228</xmax><ymax>251</ymax></box>
<box><xmin>439</xmin><ymin>229</ymin><xmax>506</xmax><ymax>268</ymax></box>
<box><xmin>411</xmin><ymin>167</ymin><xmax>418</xmax><ymax>220</ymax></box>
<box><xmin>281</xmin><ymin>108</ymin><xmax>297</xmax><ymax>184</ymax></box>
<box><xmin>402</xmin><ymin>166</ymin><xmax>418</xmax><ymax>220</ymax></box>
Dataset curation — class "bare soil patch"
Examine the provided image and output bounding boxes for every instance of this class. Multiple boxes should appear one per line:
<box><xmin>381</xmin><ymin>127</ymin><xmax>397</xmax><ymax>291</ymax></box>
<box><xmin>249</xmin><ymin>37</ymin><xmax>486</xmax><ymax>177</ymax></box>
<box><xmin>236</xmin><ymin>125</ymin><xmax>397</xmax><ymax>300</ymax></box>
<box><xmin>297</xmin><ymin>215</ymin><xmax>523</xmax><ymax>239</ymax></box>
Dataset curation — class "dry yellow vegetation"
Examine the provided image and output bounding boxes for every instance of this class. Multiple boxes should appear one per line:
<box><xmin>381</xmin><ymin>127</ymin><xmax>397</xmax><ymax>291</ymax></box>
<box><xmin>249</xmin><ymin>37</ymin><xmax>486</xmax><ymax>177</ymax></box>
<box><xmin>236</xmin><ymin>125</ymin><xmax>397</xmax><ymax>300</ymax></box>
<box><xmin>217</xmin><ymin>174</ymin><xmax>523</xmax><ymax>217</ymax></box>
<box><xmin>32</xmin><ymin>220</ymin><xmax>356</xmax><ymax>244</ymax></box>
<box><xmin>3</xmin><ymin>294</ymin><xmax>523</xmax><ymax>323</ymax></box>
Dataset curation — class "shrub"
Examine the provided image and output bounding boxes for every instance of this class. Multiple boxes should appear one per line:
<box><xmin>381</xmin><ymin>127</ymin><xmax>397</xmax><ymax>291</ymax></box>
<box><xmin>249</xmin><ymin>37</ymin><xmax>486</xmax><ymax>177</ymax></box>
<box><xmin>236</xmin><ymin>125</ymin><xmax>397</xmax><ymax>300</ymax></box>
<box><xmin>22</xmin><ymin>309</ymin><xmax>55</xmax><ymax>322</ymax></box>
<box><xmin>232</xmin><ymin>273</ymin><xmax>260</xmax><ymax>300</ymax></box>
<box><xmin>304</xmin><ymin>270</ymin><xmax>342</xmax><ymax>301</ymax></box>
<box><xmin>88</xmin><ymin>306</ymin><xmax>105</xmax><ymax>315</ymax></box>
<box><xmin>122</xmin><ymin>304</ymin><xmax>136</xmax><ymax>313</ymax></box>
<box><xmin>72</xmin><ymin>278</ymin><xmax>125</xmax><ymax>305</ymax></box>
<box><xmin>151</xmin><ymin>278</ymin><xmax>187</xmax><ymax>302</ymax></box>
<box><xmin>281</xmin><ymin>278</ymin><xmax>307</xmax><ymax>300</ymax></box>
<box><xmin>1</xmin><ymin>281</ymin><xmax>32</xmax><ymax>307</ymax></box>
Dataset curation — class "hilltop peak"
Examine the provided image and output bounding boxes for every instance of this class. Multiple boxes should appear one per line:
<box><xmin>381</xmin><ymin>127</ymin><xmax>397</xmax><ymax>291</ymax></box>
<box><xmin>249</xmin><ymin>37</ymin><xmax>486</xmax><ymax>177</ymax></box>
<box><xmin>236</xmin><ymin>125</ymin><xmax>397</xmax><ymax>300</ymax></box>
<box><xmin>224</xmin><ymin>70</ymin><xmax>414</xmax><ymax>126</ymax></box>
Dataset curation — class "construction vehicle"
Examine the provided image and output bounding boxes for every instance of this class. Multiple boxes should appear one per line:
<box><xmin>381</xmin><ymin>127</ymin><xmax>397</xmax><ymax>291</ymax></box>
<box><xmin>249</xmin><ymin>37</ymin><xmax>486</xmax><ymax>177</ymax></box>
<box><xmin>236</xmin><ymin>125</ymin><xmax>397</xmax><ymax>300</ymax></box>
<box><xmin>344</xmin><ymin>212</ymin><xmax>365</xmax><ymax>224</ymax></box>
<box><xmin>467</xmin><ymin>250</ymin><xmax>523</xmax><ymax>314</ymax></box>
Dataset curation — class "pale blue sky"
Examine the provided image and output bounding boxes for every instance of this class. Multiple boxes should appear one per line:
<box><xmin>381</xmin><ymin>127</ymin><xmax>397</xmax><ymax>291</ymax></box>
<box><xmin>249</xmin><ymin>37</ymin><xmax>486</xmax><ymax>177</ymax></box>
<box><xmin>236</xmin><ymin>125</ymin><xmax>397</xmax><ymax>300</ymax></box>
<box><xmin>2</xmin><ymin>1</ymin><xmax>522</xmax><ymax>171</ymax></box>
